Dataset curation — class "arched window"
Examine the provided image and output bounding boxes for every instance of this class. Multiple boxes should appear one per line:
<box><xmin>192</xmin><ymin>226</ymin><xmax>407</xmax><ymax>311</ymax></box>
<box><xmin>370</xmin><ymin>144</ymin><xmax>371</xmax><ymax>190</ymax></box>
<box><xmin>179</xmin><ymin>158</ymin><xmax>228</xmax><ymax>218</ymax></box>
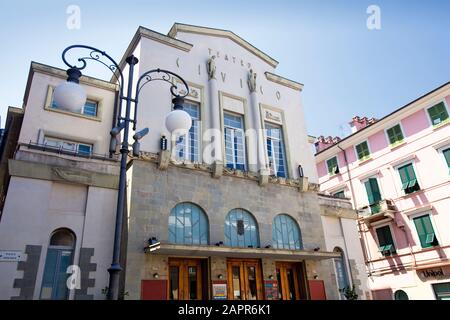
<box><xmin>40</xmin><ymin>228</ymin><xmax>76</xmax><ymax>300</ymax></box>
<box><xmin>333</xmin><ymin>247</ymin><xmax>350</xmax><ymax>297</ymax></box>
<box><xmin>224</xmin><ymin>209</ymin><xmax>260</xmax><ymax>248</ymax></box>
<box><xmin>394</xmin><ymin>290</ymin><xmax>409</xmax><ymax>300</ymax></box>
<box><xmin>272</xmin><ymin>214</ymin><xmax>302</xmax><ymax>250</ymax></box>
<box><xmin>168</xmin><ymin>203</ymin><xmax>209</xmax><ymax>245</ymax></box>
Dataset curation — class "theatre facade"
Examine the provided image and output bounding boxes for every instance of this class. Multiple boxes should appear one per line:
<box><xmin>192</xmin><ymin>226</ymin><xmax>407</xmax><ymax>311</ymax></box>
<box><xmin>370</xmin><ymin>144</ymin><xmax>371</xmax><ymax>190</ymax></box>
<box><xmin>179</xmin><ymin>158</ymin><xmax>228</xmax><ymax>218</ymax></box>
<box><xmin>0</xmin><ymin>23</ymin><xmax>368</xmax><ymax>300</ymax></box>
<box><xmin>121</xmin><ymin>24</ymin><xmax>364</xmax><ymax>300</ymax></box>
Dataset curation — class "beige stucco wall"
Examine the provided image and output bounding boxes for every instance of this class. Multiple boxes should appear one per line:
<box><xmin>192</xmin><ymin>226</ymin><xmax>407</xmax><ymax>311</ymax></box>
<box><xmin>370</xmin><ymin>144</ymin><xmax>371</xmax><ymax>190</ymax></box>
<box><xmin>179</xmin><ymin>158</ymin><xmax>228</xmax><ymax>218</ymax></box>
<box><xmin>0</xmin><ymin>176</ymin><xmax>117</xmax><ymax>300</ymax></box>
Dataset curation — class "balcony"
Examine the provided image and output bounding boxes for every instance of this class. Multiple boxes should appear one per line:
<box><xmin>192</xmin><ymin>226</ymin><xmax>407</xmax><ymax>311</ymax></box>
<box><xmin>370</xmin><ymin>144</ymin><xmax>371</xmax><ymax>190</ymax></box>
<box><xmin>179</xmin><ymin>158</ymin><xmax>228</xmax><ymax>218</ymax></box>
<box><xmin>358</xmin><ymin>199</ymin><xmax>397</xmax><ymax>226</ymax></box>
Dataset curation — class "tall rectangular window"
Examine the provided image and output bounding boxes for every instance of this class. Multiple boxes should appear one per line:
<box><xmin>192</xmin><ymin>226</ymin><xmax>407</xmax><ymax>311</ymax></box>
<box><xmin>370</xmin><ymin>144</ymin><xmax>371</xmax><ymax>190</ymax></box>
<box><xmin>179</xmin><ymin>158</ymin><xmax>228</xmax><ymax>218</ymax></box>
<box><xmin>355</xmin><ymin>141</ymin><xmax>371</xmax><ymax>161</ymax></box>
<box><xmin>364</xmin><ymin>178</ymin><xmax>382</xmax><ymax>214</ymax></box>
<box><xmin>398</xmin><ymin>163</ymin><xmax>420</xmax><ymax>194</ymax></box>
<box><xmin>413</xmin><ymin>214</ymin><xmax>439</xmax><ymax>248</ymax></box>
<box><xmin>44</xmin><ymin>137</ymin><xmax>93</xmax><ymax>156</ymax></box>
<box><xmin>442</xmin><ymin>148</ymin><xmax>450</xmax><ymax>172</ymax></box>
<box><xmin>427</xmin><ymin>102</ymin><xmax>449</xmax><ymax>126</ymax></box>
<box><xmin>265</xmin><ymin>123</ymin><xmax>287</xmax><ymax>178</ymax></box>
<box><xmin>224</xmin><ymin>112</ymin><xmax>246</xmax><ymax>170</ymax></box>
<box><xmin>386</xmin><ymin>124</ymin><xmax>404</xmax><ymax>146</ymax></box>
<box><xmin>376</xmin><ymin>225</ymin><xmax>396</xmax><ymax>256</ymax></box>
<box><xmin>175</xmin><ymin>102</ymin><xmax>200</xmax><ymax>162</ymax></box>
<box><xmin>326</xmin><ymin>157</ymin><xmax>339</xmax><ymax>175</ymax></box>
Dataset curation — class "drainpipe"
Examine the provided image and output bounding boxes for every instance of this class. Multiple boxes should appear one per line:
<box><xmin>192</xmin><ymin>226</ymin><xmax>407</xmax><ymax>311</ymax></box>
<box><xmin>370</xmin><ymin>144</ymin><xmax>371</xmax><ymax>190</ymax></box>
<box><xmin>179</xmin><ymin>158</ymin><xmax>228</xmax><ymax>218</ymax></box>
<box><xmin>336</xmin><ymin>145</ymin><xmax>371</xmax><ymax>269</ymax></box>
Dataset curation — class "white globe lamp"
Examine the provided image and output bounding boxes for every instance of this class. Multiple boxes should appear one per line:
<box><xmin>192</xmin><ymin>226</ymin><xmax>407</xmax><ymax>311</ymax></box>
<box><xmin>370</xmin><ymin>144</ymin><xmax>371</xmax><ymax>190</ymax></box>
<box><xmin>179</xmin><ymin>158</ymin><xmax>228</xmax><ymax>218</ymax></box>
<box><xmin>165</xmin><ymin>97</ymin><xmax>192</xmax><ymax>134</ymax></box>
<box><xmin>53</xmin><ymin>68</ymin><xmax>87</xmax><ymax>113</ymax></box>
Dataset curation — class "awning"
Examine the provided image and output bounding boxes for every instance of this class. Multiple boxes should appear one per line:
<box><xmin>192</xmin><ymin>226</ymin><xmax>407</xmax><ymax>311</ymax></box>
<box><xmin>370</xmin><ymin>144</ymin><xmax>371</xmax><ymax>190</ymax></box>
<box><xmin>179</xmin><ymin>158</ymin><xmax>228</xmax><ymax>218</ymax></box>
<box><xmin>147</xmin><ymin>244</ymin><xmax>340</xmax><ymax>261</ymax></box>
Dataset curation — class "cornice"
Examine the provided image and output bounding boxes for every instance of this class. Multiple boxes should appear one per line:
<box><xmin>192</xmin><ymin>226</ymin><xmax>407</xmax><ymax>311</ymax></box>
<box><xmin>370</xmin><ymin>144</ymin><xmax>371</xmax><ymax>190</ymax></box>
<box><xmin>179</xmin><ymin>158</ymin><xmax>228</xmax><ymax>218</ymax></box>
<box><xmin>315</xmin><ymin>81</ymin><xmax>450</xmax><ymax>161</ymax></box>
<box><xmin>265</xmin><ymin>72</ymin><xmax>304</xmax><ymax>91</ymax></box>
<box><xmin>168</xmin><ymin>23</ymin><xmax>279</xmax><ymax>68</ymax></box>
<box><xmin>31</xmin><ymin>62</ymin><xmax>118</xmax><ymax>91</ymax></box>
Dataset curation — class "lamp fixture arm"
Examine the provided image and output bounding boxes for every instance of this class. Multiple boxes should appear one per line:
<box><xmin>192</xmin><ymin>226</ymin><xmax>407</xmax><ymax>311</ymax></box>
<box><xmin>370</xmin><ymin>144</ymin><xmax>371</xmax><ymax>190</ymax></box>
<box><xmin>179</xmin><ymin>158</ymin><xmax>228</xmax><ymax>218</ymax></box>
<box><xmin>61</xmin><ymin>45</ymin><xmax>125</xmax><ymax>124</ymax></box>
<box><xmin>133</xmin><ymin>68</ymin><xmax>190</xmax><ymax>130</ymax></box>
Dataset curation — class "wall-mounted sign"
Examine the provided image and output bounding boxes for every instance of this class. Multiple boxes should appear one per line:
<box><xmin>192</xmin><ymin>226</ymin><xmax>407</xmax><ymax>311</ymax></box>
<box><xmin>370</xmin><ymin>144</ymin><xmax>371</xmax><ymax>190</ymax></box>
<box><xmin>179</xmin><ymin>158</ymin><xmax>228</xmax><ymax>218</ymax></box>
<box><xmin>0</xmin><ymin>251</ymin><xmax>22</xmax><ymax>262</ymax></box>
<box><xmin>212</xmin><ymin>281</ymin><xmax>227</xmax><ymax>300</ymax></box>
<box><xmin>418</xmin><ymin>266</ymin><xmax>450</xmax><ymax>280</ymax></box>
<box><xmin>263</xmin><ymin>109</ymin><xmax>282</xmax><ymax>124</ymax></box>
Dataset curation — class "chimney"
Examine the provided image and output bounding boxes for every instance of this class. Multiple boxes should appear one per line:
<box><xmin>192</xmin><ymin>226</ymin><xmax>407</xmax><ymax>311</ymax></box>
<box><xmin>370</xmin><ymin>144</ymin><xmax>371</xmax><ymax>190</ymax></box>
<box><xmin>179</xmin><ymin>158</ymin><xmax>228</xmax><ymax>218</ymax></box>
<box><xmin>315</xmin><ymin>135</ymin><xmax>341</xmax><ymax>153</ymax></box>
<box><xmin>349</xmin><ymin>116</ymin><xmax>377</xmax><ymax>133</ymax></box>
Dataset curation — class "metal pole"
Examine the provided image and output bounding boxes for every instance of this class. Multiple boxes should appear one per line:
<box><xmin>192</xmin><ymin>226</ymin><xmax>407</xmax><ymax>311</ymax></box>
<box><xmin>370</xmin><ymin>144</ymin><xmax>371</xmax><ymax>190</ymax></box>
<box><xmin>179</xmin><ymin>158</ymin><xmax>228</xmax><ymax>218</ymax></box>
<box><xmin>107</xmin><ymin>55</ymin><xmax>139</xmax><ymax>300</ymax></box>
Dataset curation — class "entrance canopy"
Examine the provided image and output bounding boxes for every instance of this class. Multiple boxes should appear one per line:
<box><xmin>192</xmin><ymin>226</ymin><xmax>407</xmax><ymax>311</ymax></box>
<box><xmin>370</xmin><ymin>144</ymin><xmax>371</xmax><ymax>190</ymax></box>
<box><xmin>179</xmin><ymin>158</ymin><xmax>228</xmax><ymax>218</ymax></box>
<box><xmin>148</xmin><ymin>244</ymin><xmax>340</xmax><ymax>261</ymax></box>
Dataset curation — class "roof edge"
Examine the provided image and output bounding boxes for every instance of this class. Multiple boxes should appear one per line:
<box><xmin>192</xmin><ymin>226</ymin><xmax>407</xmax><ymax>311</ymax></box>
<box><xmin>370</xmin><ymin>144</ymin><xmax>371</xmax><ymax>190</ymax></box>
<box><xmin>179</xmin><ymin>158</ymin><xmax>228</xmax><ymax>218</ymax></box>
<box><xmin>112</xmin><ymin>26</ymin><xmax>194</xmax><ymax>82</ymax></box>
<box><xmin>265</xmin><ymin>72</ymin><xmax>304</xmax><ymax>91</ymax></box>
<box><xmin>315</xmin><ymin>81</ymin><xmax>450</xmax><ymax>157</ymax></box>
<box><xmin>168</xmin><ymin>23</ymin><xmax>279</xmax><ymax>69</ymax></box>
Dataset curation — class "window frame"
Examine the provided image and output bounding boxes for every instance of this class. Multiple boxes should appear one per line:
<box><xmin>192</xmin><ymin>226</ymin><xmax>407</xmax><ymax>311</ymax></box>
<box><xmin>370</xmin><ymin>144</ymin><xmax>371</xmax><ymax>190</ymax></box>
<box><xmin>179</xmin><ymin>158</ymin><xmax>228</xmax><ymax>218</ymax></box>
<box><xmin>409</xmin><ymin>212</ymin><xmax>440</xmax><ymax>249</ymax></box>
<box><xmin>223</xmin><ymin>111</ymin><xmax>247</xmax><ymax>171</ymax></box>
<box><xmin>326</xmin><ymin>155</ymin><xmax>340</xmax><ymax>177</ymax></box>
<box><xmin>173</xmin><ymin>99</ymin><xmax>201</xmax><ymax>163</ymax></box>
<box><xmin>168</xmin><ymin>202</ymin><xmax>209</xmax><ymax>245</ymax></box>
<box><xmin>361</xmin><ymin>176</ymin><xmax>383</xmax><ymax>213</ymax></box>
<box><xmin>425</xmin><ymin>100</ymin><xmax>450</xmax><ymax>128</ymax></box>
<box><xmin>394</xmin><ymin>160</ymin><xmax>421</xmax><ymax>195</ymax></box>
<box><xmin>43</xmin><ymin>136</ymin><xmax>93</xmax><ymax>156</ymax></box>
<box><xmin>272</xmin><ymin>214</ymin><xmax>303</xmax><ymax>250</ymax></box>
<box><xmin>264</xmin><ymin>122</ymin><xmax>288</xmax><ymax>178</ymax></box>
<box><xmin>436</xmin><ymin>144</ymin><xmax>450</xmax><ymax>175</ymax></box>
<box><xmin>45</xmin><ymin>85</ymin><xmax>102</xmax><ymax>121</ymax></box>
<box><xmin>224</xmin><ymin>208</ymin><xmax>260</xmax><ymax>248</ymax></box>
<box><xmin>333</xmin><ymin>189</ymin><xmax>346</xmax><ymax>199</ymax></box>
<box><xmin>374</xmin><ymin>223</ymin><xmax>397</xmax><ymax>257</ymax></box>
<box><xmin>354</xmin><ymin>140</ymin><xmax>372</xmax><ymax>162</ymax></box>
<box><xmin>384</xmin><ymin>122</ymin><xmax>406</xmax><ymax>148</ymax></box>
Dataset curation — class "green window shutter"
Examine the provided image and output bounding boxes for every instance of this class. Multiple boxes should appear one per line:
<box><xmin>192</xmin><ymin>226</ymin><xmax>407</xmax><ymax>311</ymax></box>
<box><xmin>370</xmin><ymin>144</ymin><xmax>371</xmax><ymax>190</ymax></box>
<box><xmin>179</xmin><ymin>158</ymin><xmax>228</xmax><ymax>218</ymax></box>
<box><xmin>387</xmin><ymin>127</ymin><xmax>396</xmax><ymax>144</ymax></box>
<box><xmin>364</xmin><ymin>180</ymin><xmax>375</xmax><ymax>205</ymax></box>
<box><xmin>334</xmin><ymin>191</ymin><xmax>345</xmax><ymax>198</ymax></box>
<box><xmin>443</xmin><ymin>148</ymin><xmax>450</xmax><ymax>170</ymax></box>
<box><xmin>365</xmin><ymin>178</ymin><xmax>381</xmax><ymax>205</ymax></box>
<box><xmin>387</xmin><ymin>125</ymin><xmax>404</xmax><ymax>145</ymax></box>
<box><xmin>376</xmin><ymin>226</ymin><xmax>396</xmax><ymax>255</ymax></box>
<box><xmin>356</xmin><ymin>142</ymin><xmax>370</xmax><ymax>160</ymax></box>
<box><xmin>413</xmin><ymin>215</ymin><xmax>438</xmax><ymax>248</ymax></box>
<box><xmin>398</xmin><ymin>166</ymin><xmax>410</xmax><ymax>190</ymax></box>
<box><xmin>398</xmin><ymin>163</ymin><xmax>419</xmax><ymax>192</ymax></box>
<box><xmin>327</xmin><ymin>157</ymin><xmax>338</xmax><ymax>175</ymax></box>
<box><xmin>428</xmin><ymin>102</ymin><xmax>449</xmax><ymax>125</ymax></box>
<box><xmin>370</xmin><ymin>178</ymin><xmax>382</xmax><ymax>203</ymax></box>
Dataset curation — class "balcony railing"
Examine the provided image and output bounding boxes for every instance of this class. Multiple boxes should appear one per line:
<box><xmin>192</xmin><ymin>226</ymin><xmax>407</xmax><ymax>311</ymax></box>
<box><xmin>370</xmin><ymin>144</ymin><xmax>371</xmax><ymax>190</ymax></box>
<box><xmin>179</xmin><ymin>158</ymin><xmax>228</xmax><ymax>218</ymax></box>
<box><xmin>358</xmin><ymin>199</ymin><xmax>397</xmax><ymax>226</ymax></box>
<box><xmin>22</xmin><ymin>141</ymin><xmax>117</xmax><ymax>162</ymax></box>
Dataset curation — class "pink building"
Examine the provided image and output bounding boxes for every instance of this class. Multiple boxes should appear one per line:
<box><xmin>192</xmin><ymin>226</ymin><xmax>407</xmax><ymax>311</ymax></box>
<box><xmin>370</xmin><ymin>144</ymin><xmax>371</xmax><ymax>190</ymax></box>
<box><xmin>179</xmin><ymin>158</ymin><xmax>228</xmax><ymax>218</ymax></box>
<box><xmin>315</xmin><ymin>82</ymin><xmax>450</xmax><ymax>300</ymax></box>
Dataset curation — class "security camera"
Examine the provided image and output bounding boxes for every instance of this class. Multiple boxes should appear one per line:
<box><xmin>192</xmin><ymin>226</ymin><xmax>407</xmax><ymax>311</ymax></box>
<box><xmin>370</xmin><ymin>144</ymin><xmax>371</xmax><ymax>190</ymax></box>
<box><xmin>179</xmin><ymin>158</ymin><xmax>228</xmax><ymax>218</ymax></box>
<box><xmin>110</xmin><ymin>122</ymin><xmax>126</xmax><ymax>137</ymax></box>
<box><xmin>133</xmin><ymin>128</ymin><xmax>149</xmax><ymax>141</ymax></box>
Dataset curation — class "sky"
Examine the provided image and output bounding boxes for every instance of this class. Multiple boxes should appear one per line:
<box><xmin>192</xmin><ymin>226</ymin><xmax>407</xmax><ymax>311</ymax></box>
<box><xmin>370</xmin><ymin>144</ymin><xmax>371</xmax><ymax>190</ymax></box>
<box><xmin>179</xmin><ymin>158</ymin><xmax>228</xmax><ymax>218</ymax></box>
<box><xmin>0</xmin><ymin>0</ymin><xmax>449</xmax><ymax>138</ymax></box>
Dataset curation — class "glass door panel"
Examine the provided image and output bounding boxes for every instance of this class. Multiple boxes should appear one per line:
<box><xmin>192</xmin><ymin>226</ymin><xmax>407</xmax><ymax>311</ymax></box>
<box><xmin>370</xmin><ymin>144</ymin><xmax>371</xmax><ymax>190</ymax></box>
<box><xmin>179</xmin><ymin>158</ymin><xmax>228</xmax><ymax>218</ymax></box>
<box><xmin>246</xmin><ymin>266</ymin><xmax>257</xmax><ymax>300</ymax></box>
<box><xmin>169</xmin><ymin>266</ymin><xmax>180</xmax><ymax>300</ymax></box>
<box><xmin>276</xmin><ymin>262</ymin><xmax>303</xmax><ymax>300</ymax></box>
<box><xmin>227</xmin><ymin>260</ymin><xmax>263</xmax><ymax>300</ymax></box>
<box><xmin>168</xmin><ymin>259</ymin><xmax>203</xmax><ymax>300</ymax></box>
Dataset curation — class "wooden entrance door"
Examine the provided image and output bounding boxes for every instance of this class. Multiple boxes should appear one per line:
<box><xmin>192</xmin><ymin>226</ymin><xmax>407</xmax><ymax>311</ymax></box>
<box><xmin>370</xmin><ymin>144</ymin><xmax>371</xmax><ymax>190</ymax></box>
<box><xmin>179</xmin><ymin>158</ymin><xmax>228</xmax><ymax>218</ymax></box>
<box><xmin>227</xmin><ymin>259</ymin><xmax>264</xmax><ymax>300</ymax></box>
<box><xmin>168</xmin><ymin>259</ymin><xmax>203</xmax><ymax>300</ymax></box>
<box><xmin>276</xmin><ymin>262</ymin><xmax>305</xmax><ymax>300</ymax></box>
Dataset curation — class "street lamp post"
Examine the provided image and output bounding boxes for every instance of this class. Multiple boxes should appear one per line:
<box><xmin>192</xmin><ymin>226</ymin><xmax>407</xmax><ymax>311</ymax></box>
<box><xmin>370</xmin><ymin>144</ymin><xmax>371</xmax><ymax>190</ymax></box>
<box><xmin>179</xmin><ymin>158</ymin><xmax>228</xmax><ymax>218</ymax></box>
<box><xmin>54</xmin><ymin>45</ymin><xmax>192</xmax><ymax>300</ymax></box>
